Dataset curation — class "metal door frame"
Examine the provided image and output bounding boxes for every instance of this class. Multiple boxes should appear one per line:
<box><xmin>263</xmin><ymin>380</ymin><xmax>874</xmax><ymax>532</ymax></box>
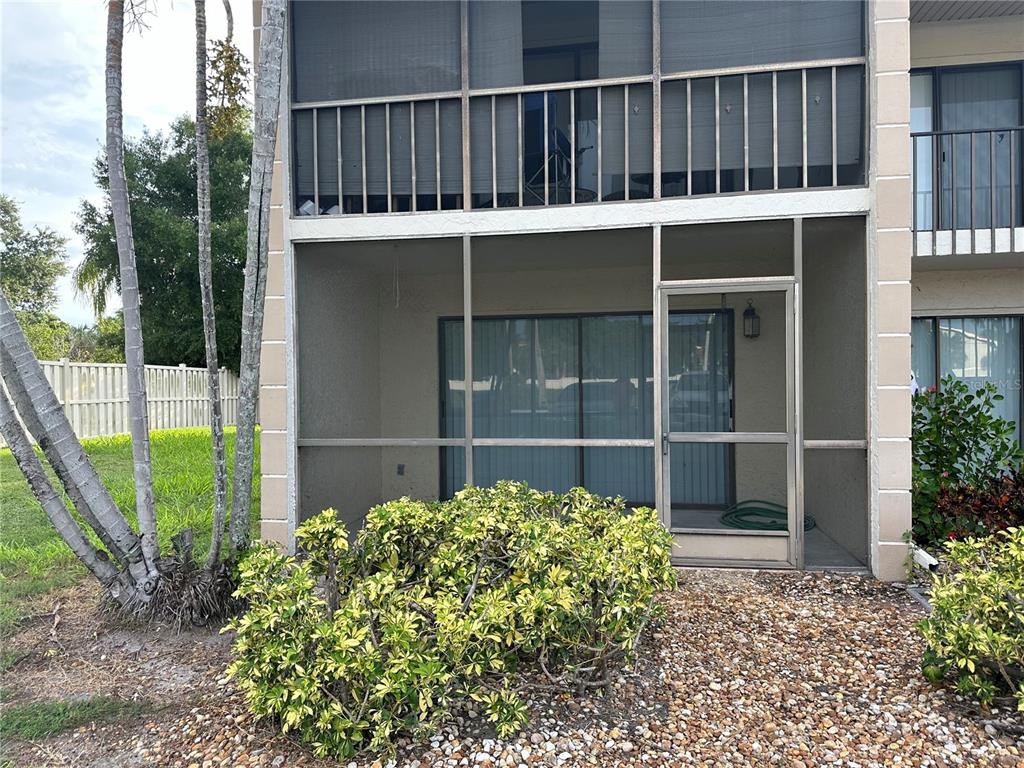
<box><xmin>653</xmin><ymin>275</ymin><xmax>802</xmax><ymax>568</ymax></box>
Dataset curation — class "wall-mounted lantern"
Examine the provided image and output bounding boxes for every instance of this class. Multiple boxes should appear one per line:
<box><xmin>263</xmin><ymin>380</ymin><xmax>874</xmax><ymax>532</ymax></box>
<box><xmin>743</xmin><ymin>300</ymin><xmax>760</xmax><ymax>339</ymax></box>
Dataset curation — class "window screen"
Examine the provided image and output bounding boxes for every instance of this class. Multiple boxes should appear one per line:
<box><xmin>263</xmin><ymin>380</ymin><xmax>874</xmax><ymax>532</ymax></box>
<box><xmin>661</xmin><ymin>1</ymin><xmax>863</xmax><ymax>75</ymax></box>
<box><xmin>470</xmin><ymin>0</ymin><xmax>652</xmax><ymax>89</ymax></box>
<box><xmin>291</xmin><ymin>1</ymin><xmax>461</xmax><ymax>103</ymax></box>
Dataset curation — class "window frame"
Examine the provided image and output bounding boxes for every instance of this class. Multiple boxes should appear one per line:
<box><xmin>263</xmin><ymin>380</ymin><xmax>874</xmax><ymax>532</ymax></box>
<box><xmin>436</xmin><ymin>307</ymin><xmax>737</xmax><ymax>506</ymax></box>
<box><xmin>911</xmin><ymin>312</ymin><xmax>1024</xmax><ymax>443</ymax></box>
<box><xmin>909</xmin><ymin>61</ymin><xmax>1024</xmax><ymax>133</ymax></box>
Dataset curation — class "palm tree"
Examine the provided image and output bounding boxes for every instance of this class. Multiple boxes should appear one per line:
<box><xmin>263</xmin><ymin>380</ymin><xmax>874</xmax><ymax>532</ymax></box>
<box><xmin>229</xmin><ymin>0</ymin><xmax>286</xmax><ymax>554</ymax></box>
<box><xmin>106</xmin><ymin>0</ymin><xmax>159</xmax><ymax>573</ymax></box>
<box><xmin>194</xmin><ymin>0</ymin><xmax>229</xmax><ymax>571</ymax></box>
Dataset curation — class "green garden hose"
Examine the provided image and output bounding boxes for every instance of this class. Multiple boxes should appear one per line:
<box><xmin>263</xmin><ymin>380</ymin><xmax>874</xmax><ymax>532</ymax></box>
<box><xmin>720</xmin><ymin>499</ymin><xmax>816</xmax><ymax>532</ymax></box>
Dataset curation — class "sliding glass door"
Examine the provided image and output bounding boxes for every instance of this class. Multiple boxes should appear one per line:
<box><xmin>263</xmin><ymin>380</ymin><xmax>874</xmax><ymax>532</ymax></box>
<box><xmin>439</xmin><ymin>311</ymin><xmax>732</xmax><ymax>505</ymax></box>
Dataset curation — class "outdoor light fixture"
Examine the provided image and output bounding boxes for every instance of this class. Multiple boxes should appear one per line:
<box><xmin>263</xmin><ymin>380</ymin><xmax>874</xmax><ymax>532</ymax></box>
<box><xmin>743</xmin><ymin>300</ymin><xmax>760</xmax><ymax>339</ymax></box>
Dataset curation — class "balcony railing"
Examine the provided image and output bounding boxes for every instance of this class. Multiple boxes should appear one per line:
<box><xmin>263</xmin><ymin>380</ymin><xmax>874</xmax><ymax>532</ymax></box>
<box><xmin>290</xmin><ymin>60</ymin><xmax>866</xmax><ymax>217</ymax></box>
<box><xmin>912</xmin><ymin>127</ymin><xmax>1024</xmax><ymax>256</ymax></box>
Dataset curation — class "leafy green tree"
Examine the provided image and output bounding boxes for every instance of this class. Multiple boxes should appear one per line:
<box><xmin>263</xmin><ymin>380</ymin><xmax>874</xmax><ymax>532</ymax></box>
<box><xmin>74</xmin><ymin>117</ymin><xmax>251</xmax><ymax>371</ymax></box>
<box><xmin>66</xmin><ymin>313</ymin><xmax>126</xmax><ymax>363</ymax></box>
<box><xmin>0</xmin><ymin>195</ymin><xmax>73</xmax><ymax>359</ymax></box>
<box><xmin>0</xmin><ymin>195</ymin><xmax>68</xmax><ymax>317</ymax></box>
<box><xmin>19</xmin><ymin>314</ymin><xmax>73</xmax><ymax>360</ymax></box>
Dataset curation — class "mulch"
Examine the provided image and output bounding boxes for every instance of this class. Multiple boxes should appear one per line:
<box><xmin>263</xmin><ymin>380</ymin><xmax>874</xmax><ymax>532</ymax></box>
<box><xmin>2</xmin><ymin>570</ymin><xmax>1021</xmax><ymax>767</ymax></box>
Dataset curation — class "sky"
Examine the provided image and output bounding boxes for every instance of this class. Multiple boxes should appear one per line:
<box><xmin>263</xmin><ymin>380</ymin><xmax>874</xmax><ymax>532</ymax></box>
<box><xmin>1</xmin><ymin>0</ymin><xmax>254</xmax><ymax>326</ymax></box>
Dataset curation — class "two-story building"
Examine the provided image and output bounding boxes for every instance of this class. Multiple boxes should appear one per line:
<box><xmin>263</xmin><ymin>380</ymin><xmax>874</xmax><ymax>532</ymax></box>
<box><xmin>254</xmin><ymin>0</ymin><xmax>1023</xmax><ymax>581</ymax></box>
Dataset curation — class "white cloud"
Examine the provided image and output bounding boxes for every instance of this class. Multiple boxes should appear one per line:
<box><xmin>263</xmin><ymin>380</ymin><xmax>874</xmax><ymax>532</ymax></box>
<box><xmin>1</xmin><ymin>0</ymin><xmax>254</xmax><ymax>327</ymax></box>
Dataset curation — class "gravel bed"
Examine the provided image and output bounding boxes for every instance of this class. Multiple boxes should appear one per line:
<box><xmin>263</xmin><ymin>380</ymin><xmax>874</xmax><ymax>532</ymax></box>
<box><xmin>4</xmin><ymin>570</ymin><xmax>1021</xmax><ymax>767</ymax></box>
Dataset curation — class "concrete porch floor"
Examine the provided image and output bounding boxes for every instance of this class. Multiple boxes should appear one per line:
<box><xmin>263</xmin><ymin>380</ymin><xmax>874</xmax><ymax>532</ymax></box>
<box><xmin>670</xmin><ymin>508</ymin><xmax>866</xmax><ymax>570</ymax></box>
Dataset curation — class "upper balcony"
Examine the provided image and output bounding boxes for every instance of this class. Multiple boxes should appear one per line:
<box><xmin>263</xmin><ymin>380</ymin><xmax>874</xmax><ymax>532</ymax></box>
<box><xmin>288</xmin><ymin>0</ymin><xmax>867</xmax><ymax>220</ymax></box>
<box><xmin>911</xmin><ymin>125</ymin><xmax>1023</xmax><ymax>257</ymax></box>
<box><xmin>908</xmin><ymin>3</ymin><xmax>1024</xmax><ymax>259</ymax></box>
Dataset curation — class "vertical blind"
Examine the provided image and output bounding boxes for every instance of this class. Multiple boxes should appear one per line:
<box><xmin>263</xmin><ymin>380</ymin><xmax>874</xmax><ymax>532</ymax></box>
<box><xmin>440</xmin><ymin>312</ymin><xmax>734</xmax><ymax>506</ymax></box>
<box><xmin>939</xmin><ymin>66</ymin><xmax>1022</xmax><ymax>229</ymax></box>
<box><xmin>912</xmin><ymin>316</ymin><xmax>1023</xmax><ymax>442</ymax></box>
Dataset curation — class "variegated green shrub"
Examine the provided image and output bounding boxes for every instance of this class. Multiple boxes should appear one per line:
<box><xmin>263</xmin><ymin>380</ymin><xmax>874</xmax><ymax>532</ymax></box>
<box><xmin>918</xmin><ymin>527</ymin><xmax>1024</xmax><ymax>711</ymax></box>
<box><xmin>226</xmin><ymin>482</ymin><xmax>676</xmax><ymax>758</ymax></box>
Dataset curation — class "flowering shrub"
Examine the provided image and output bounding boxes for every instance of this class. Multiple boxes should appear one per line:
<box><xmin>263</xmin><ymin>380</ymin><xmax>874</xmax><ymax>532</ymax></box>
<box><xmin>918</xmin><ymin>527</ymin><xmax>1024</xmax><ymax>712</ymax></box>
<box><xmin>226</xmin><ymin>482</ymin><xmax>676</xmax><ymax>758</ymax></box>
<box><xmin>912</xmin><ymin>377</ymin><xmax>1022</xmax><ymax>546</ymax></box>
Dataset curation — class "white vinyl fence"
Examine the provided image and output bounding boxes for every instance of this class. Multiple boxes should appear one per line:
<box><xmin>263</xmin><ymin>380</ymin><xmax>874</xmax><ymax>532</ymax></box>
<box><xmin>18</xmin><ymin>359</ymin><xmax>240</xmax><ymax>440</ymax></box>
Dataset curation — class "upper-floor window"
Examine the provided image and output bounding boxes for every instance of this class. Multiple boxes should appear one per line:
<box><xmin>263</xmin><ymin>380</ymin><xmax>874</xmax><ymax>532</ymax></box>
<box><xmin>911</xmin><ymin>62</ymin><xmax>1023</xmax><ymax>234</ymax></box>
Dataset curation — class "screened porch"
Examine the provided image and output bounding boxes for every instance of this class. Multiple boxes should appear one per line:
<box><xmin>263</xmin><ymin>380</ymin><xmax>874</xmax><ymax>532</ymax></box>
<box><xmin>294</xmin><ymin>218</ymin><xmax>869</xmax><ymax>569</ymax></box>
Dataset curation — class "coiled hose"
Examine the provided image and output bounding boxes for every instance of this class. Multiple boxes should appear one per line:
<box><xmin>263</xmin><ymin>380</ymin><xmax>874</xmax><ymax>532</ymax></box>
<box><xmin>720</xmin><ymin>499</ymin><xmax>816</xmax><ymax>532</ymax></box>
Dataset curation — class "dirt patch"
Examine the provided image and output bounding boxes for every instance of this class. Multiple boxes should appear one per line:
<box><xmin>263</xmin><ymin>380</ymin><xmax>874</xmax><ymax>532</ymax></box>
<box><xmin>2</xmin><ymin>571</ymin><xmax>1022</xmax><ymax>767</ymax></box>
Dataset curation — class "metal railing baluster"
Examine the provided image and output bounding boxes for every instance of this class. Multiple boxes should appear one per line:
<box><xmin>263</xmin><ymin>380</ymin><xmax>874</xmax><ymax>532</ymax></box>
<box><xmin>597</xmin><ymin>86</ymin><xmax>603</xmax><ymax>200</ymax></box>
<box><xmin>385</xmin><ymin>103</ymin><xmax>392</xmax><ymax>213</ymax></box>
<box><xmin>411</xmin><ymin>101</ymin><xmax>417</xmax><ymax>212</ymax></box>
<box><xmin>491</xmin><ymin>95</ymin><xmax>497</xmax><ymax>208</ymax></box>
<box><xmin>570</xmin><ymin>89</ymin><xmax>576</xmax><ymax>205</ymax></box>
<box><xmin>771</xmin><ymin>71</ymin><xmax>778</xmax><ymax>190</ymax></box>
<box><xmin>970</xmin><ymin>131</ymin><xmax>975</xmax><ymax>253</ymax></box>
<box><xmin>625</xmin><ymin>84</ymin><xmax>631</xmax><ymax>201</ymax></box>
<box><xmin>714</xmin><ymin>77</ymin><xmax>720</xmax><ymax>194</ymax></box>
<box><xmin>830</xmin><ymin>66</ymin><xmax>837</xmax><ymax>187</ymax></box>
<box><xmin>743</xmin><ymin>73</ymin><xmax>749</xmax><ymax>193</ymax></box>
<box><xmin>686</xmin><ymin>78</ymin><xmax>692</xmax><ymax>196</ymax></box>
<box><xmin>435</xmin><ymin>100</ymin><xmax>441</xmax><ymax>211</ymax></box>
<box><xmin>544</xmin><ymin>92</ymin><xmax>549</xmax><ymax>205</ymax></box>
<box><xmin>1012</xmin><ymin>129</ymin><xmax>1017</xmax><ymax>253</ymax></box>
<box><xmin>312</xmin><ymin>107</ymin><xmax>319</xmax><ymax>215</ymax></box>
<box><xmin>913</xmin><ymin>136</ymin><xmax>918</xmax><ymax>257</ymax></box>
<box><xmin>342</xmin><ymin>105</ymin><xmax>350</xmax><ymax>214</ymax></box>
<box><xmin>951</xmin><ymin>132</ymin><xmax>957</xmax><ymax>255</ymax></box>
<box><xmin>932</xmin><ymin>132</ymin><xmax>939</xmax><ymax>254</ymax></box>
<box><xmin>990</xmin><ymin>130</ymin><xmax>996</xmax><ymax>250</ymax></box>
<box><xmin>801</xmin><ymin>68</ymin><xmax>807</xmax><ymax>189</ymax></box>
<box><xmin>360</xmin><ymin>104</ymin><xmax>367</xmax><ymax>213</ymax></box>
<box><xmin>518</xmin><ymin>93</ymin><xmax>524</xmax><ymax>207</ymax></box>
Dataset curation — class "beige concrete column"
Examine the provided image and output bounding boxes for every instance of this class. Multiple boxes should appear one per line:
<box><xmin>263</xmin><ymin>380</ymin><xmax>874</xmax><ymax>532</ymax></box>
<box><xmin>255</xmin><ymin>0</ymin><xmax>290</xmax><ymax>548</ymax></box>
<box><xmin>869</xmin><ymin>0</ymin><xmax>912</xmax><ymax>580</ymax></box>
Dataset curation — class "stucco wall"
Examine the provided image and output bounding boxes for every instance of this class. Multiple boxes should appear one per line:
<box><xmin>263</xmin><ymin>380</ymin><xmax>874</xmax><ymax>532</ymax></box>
<box><xmin>803</xmin><ymin>217</ymin><xmax>869</xmax><ymax>562</ymax></box>
<box><xmin>910</xmin><ymin>17</ymin><xmax>1024</xmax><ymax>68</ymax></box>
<box><xmin>911</xmin><ymin>268</ymin><xmax>1024</xmax><ymax>316</ymax></box>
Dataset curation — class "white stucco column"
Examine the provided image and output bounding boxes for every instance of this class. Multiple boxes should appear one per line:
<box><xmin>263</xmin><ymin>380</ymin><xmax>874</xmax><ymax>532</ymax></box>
<box><xmin>869</xmin><ymin>0</ymin><xmax>913</xmax><ymax>580</ymax></box>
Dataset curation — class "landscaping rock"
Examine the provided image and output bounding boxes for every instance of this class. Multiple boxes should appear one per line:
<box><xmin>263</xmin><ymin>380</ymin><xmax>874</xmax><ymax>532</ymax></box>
<box><xmin>4</xmin><ymin>571</ymin><xmax>1023</xmax><ymax>766</ymax></box>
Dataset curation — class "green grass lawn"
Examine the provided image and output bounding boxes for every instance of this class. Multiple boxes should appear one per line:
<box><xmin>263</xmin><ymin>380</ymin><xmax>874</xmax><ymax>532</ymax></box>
<box><xmin>0</xmin><ymin>427</ymin><xmax>260</xmax><ymax>633</ymax></box>
<box><xmin>0</xmin><ymin>695</ymin><xmax>155</xmax><ymax>740</ymax></box>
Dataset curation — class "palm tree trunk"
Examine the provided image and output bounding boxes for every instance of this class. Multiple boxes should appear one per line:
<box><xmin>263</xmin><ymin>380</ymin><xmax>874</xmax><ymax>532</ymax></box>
<box><xmin>221</xmin><ymin>0</ymin><xmax>233</xmax><ymax>41</ymax></box>
<box><xmin>106</xmin><ymin>0</ymin><xmax>158</xmax><ymax>571</ymax></box>
<box><xmin>0</xmin><ymin>293</ymin><xmax>156</xmax><ymax>597</ymax></box>
<box><xmin>195</xmin><ymin>0</ymin><xmax>229</xmax><ymax>571</ymax></box>
<box><xmin>229</xmin><ymin>0</ymin><xmax>287</xmax><ymax>554</ymax></box>
<box><xmin>0</xmin><ymin>345</ymin><xmax>128</xmax><ymax>564</ymax></box>
<box><xmin>0</xmin><ymin>386</ymin><xmax>136</xmax><ymax>600</ymax></box>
